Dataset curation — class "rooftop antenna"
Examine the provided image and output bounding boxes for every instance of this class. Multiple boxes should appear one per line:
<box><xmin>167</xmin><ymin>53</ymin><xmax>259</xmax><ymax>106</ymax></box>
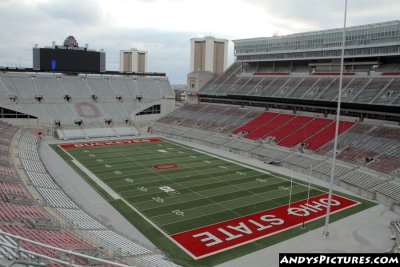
<box><xmin>323</xmin><ymin>0</ymin><xmax>348</xmax><ymax>238</ymax></box>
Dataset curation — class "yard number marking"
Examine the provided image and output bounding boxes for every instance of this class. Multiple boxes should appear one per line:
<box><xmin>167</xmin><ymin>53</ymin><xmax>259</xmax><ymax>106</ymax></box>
<box><xmin>159</xmin><ymin>186</ymin><xmax>180</xmax><ymax>195</ymax></box>
<box><xmin>138</xmin><ymin>186</ymin><xmax>148</xmax><ymax>192</ymax></box>
<box><xmin>153</xmin><ymin>197</ymin><xmax>165</xmax><ymax>203</ymax></box>
<box><xmin>172</xmin><ymin>210</ymin><xmax>184</xmax><ymax>216</ymax></box>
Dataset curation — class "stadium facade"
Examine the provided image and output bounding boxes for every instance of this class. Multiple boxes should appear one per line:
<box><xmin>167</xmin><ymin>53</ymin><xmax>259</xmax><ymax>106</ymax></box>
<box><xmin>233</xmin><ymin>20</ymin><xmax>400</xmax><ymax>62</ymax></box>
<box><xmin>198</xmin><ymin>21</ymin><xmax>400</xmax><ymax>123</ymax></box>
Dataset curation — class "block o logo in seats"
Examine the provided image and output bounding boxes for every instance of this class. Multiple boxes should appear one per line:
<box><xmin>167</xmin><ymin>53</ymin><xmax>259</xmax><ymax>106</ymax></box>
<box><xmin>75</xmin><ymin>102</ymin><xmax>101</xmax><ymax>118</ymax></box>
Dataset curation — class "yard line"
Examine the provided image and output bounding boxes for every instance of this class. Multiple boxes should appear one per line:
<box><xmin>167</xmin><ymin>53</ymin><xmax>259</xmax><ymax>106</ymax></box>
<box><xmin>116</xmin><ymin>172</ymin><xmax>265</xmax><ymax>196</ymax></box>
<box><xmin>85</xmin><ymin>154</ymin><xmax>208</xmax><ymax>170</ymax></box>
<box><xmin>164</xmin><ymin>139</ymin><xmax>326</xmax><ymax>193</ymax></box>
<box><xmin>110</xmin><ymin>168</ymin><xmax>250</xmax><ymax>191</ymax></box>
<box><xmin>118</xmin><ymin>171</ymin><xmax>274</xmax><ymax>203</ymax></box>
<box><xmin>113</xmin><ymin>166</ymin><xmax>253</xmax><ymax>188</ymax></box>
<box><xmin>150</xmin><ymin>183</ymin><xmax>305</xmax><ymax>219</ymax></box>
<box><xmin>105</xmin><ymin>144</ymin><xmax>245</xmax><ymax>218</ymax></box>
<box><xmin>106</xmin><ymin>159</ymin><xmax>253</xmax><ymax>193</ymax></box>
<box><xmin>140</xmin><ymin>180</ymin><xmax>292</xmax><ymax>215</ymax></box>
<box><xmin>99</xmin><ymin>161</ymin><xmax>243</xmax><ymax>181</ymax></box>
<box><xmin>136</xmin><ymin>179</ymin><xmax>289</xmax><ymax>212</ymax></box>
<box><xmin>108</xmin><ymin>166</ymin><xmax>252</xmax><ymax>188</ymax></box>
<box><xmin>135</xmin><ymin>181</ymin><xmax>290</xmax><ymax>214</ymax></box>
<box><xmin>163</xmin><ymin>150</ymin><xmax>302</xmax><ymax>217</ymax></box>
<box><xmin>156</xmin><ymin>188</ymin><xmax>312</xmax><ymax>229</ymax></box>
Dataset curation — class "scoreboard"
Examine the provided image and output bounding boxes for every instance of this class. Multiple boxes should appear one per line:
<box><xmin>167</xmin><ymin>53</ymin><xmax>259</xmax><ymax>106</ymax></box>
<box><xmin>36</xmin><ymin>48</ymin><xmax>104</xmax><ymax>73</ymax></box>
<box><xmin>33</xmin><ymin>36</ymin><xmax>106</xmax><ymax>73</ymax></box>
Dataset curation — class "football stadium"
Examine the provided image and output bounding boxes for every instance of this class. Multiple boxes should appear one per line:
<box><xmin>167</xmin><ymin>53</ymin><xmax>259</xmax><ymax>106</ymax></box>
<box><xmin>0</xmin><ymin>5</ymin><xmax>399</xmax><ymax>267</ymax></box>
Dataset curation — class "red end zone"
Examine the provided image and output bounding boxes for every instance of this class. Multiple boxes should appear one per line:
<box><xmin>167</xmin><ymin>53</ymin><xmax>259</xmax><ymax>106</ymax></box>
<box><xmin>59</xmin><ymin>138</ymin><xmax>162</xmax><ymax>149</ymax></box>
<box><xmin>171</xmin><ymin>193</ymin><xmax>359</xmax><ymax>259</ymax></box>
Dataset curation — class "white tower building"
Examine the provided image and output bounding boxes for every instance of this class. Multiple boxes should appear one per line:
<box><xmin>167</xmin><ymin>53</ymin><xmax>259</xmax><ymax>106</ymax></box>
<box><xmin>120</xmin><ymin>48</ymin><xmax>147</xmax><ymax>73</ymax></box>
<box><xmin>190</xmin><ymin>36</ymin><xmax>228</xmax><ymax>74</ymax></box>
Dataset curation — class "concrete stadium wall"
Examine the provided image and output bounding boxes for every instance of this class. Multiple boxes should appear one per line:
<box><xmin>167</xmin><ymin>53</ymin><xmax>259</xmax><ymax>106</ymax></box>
<box><xmin>339</xmin><ymin>181</ymin><xmax>376</xmax><ymax>200</ymax></box>
<box><xmin>393</xmin><ymin>204</ymin><xmax>400</xmax><ymax>215</ymax></box>
<box><xmin>376</xmin><ymin>192</ymin><xmax>396</xmax><ymax>209</ymax></box>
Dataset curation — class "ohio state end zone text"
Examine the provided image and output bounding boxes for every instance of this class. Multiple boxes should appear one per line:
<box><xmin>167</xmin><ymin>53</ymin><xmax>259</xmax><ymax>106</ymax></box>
<box><xmin>172</xmin><ymin>193</ymin><xmax>359</xmax><ymax>259</ymax></box>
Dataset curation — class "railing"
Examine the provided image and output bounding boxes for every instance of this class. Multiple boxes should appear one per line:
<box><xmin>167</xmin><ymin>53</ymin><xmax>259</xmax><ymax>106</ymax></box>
<box><xmin>0</xmin><ymin>230</ymin><xmax>131</xmax><ymax>267</ymax></box>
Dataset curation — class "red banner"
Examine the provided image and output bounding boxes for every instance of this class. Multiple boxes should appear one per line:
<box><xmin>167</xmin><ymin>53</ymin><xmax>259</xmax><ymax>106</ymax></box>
<box><xmin>171</xmin><ymin>193</ymin><xmax>359</xmax><ymax>259</ymax></box>
<box><xmin>59</xmin><ymin>138</ymin><xmax>162</xmax><ymax>149</ymax></box>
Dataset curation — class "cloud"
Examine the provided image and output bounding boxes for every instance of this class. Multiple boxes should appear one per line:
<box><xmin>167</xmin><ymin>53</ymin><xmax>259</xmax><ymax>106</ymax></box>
<box><xmin>245</xmin><ymin>0</ymin><xmax>400</xmax><ymax>32</ymax></box>
<box><xmin>38</xmin><ymin>0</ymin><xmax>104</xmax><ymax>26</ymax></box>
<box><xmin>0</xmin><ymin>0</ymin><xmax>399</xmax><ymax>84</ymax></box>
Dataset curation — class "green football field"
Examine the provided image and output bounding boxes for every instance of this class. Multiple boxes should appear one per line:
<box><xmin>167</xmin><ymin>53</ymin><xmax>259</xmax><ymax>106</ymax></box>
<box><xmin>53</xmin><ymin>137</ymin><xmax>374</xmax><ymax>266</ymax></box>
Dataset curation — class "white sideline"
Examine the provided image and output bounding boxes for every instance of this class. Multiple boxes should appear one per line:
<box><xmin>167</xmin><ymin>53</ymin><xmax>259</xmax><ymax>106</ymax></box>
<box><xmin>70</xmin><ymin>159</ymin><xmax>121</xmax><ymax>200</ymax></box>
<box><xmin>59</xmin><ymin>144</ymin><xmax>121</xmax><ymax>200</ymax></box>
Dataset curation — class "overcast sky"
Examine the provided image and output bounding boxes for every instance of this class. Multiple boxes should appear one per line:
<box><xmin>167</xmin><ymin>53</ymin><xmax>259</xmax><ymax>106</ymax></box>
<box><xmin>0</xmin><ymin>0</ymin><xmax>399</xmax><ymax>84</ymax></box>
